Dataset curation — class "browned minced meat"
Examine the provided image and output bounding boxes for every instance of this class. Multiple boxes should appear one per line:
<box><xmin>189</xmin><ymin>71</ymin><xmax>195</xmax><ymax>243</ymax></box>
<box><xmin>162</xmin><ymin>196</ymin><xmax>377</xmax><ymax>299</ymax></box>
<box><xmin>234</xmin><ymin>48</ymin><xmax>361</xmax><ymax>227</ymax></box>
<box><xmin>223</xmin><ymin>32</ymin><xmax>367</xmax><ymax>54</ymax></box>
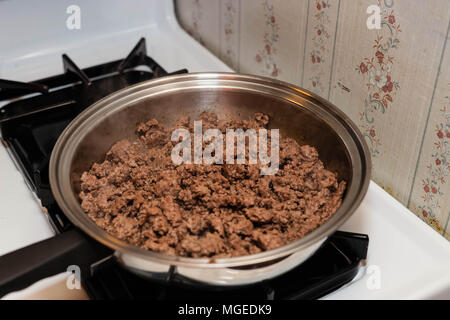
<box><xmin>79</xmin><ymin>112</ymin><xmax>346</xmax><ymax>258</ymax></box>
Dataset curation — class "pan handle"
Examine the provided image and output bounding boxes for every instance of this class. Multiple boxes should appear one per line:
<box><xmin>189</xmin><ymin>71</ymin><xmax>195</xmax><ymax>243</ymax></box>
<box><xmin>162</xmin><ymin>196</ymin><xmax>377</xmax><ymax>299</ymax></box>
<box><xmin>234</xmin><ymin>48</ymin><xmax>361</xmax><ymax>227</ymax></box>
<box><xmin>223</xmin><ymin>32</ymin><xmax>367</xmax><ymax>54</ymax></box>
<box><xmin>0</xmin><ymin>228</ymin><xmax>111</xmax><ymax>297</ymax></box>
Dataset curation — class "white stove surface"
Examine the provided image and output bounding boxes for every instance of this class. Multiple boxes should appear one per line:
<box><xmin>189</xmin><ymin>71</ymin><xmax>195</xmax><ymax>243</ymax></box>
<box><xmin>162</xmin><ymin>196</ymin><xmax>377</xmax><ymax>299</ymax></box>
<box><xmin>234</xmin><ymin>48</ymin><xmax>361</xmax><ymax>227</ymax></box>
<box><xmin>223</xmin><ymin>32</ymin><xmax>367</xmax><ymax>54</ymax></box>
<box><xmin>1</xmin><ymin>0</ymin><xmax>449</xmax><ymax>300</ymax></box>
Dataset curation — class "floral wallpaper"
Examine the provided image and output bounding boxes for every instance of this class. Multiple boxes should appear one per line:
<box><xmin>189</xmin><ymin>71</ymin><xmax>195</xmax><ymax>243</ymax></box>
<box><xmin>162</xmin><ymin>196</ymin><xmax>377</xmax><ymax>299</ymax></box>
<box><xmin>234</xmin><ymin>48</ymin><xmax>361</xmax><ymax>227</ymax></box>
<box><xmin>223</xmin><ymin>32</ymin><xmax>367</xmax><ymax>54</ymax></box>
<box><xmin>356</xmin><ymin>0</ymin><xmax>401</xmax><ymax>157</ymax></box>
<box><xmin>176</xmin><ymin>0</ymin><xmax>450</xmax><ymax>239</ymax></box>
<box><xmin>183</xmin><ymin>0</ymin><xmax>204</xmax><ymax>46</ymax></box>
<box><xmin>221</xmin><ymin>0</ymin><xmax>239</xmax><ymax>69</ymax></box>
<box><xmin>254</xmin><ymin>0</ymin><xmax>281</xmax><ymax>77</ymax></box>
<box><xmin>307</xmin><ymin>0</ymin><xmax>333</xmax><ymax>93</ymax></box>
<box><xmin>419</xmin><ymin>94</ymin><xmax>450</xmax><ymax>233</ymax></box>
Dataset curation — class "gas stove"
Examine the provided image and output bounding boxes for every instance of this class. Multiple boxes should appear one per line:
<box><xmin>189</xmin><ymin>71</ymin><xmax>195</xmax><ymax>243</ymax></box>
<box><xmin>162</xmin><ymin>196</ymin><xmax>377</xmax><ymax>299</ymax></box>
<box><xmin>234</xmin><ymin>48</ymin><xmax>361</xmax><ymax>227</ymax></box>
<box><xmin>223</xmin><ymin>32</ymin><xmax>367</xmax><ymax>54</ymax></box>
<box><xmin>0</xmin><ymin>36</ymin><xmax>369</xmax><ymax>300</ymax></box>
<box><xmin>1</xmin><ymin>0</ymin><xmax>449</xmax><ymax>300</ymax></box>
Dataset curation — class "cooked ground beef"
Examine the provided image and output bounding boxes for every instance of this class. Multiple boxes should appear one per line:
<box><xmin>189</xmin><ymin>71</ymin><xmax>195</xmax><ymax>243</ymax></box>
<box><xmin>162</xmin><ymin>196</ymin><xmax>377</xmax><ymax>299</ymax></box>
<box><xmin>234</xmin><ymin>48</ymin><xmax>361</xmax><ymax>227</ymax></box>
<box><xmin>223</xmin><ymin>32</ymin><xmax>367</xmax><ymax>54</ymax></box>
<box><xmin>79</xmin><ymin>112</ymin><xmax>346</xmax><ymax>258</ymax></box>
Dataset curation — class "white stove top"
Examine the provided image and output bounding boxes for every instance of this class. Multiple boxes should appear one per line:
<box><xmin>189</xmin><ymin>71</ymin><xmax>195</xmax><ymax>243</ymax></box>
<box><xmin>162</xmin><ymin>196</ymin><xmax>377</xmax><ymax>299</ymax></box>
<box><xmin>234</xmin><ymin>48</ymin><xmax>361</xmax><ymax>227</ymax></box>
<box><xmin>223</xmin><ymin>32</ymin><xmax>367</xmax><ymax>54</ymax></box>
<box><xmin>1</xmin><ymin>0</ymin><xmax>449</xmax><ymax>300</ymax></box>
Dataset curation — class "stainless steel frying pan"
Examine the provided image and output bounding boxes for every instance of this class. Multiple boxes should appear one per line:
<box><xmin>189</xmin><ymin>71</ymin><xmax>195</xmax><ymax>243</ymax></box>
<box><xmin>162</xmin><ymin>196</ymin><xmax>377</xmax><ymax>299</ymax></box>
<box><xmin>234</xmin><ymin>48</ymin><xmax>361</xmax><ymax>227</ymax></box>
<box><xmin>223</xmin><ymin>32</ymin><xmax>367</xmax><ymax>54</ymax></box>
<box><xmin>49</xmin><ymin>73</ymin><xmax>371</xmax><ymax>286</ymax></box>
<box><xmin>0</xmin><ymin>73</ymin><xmax>371</xmax><ymax>292</ymax></box>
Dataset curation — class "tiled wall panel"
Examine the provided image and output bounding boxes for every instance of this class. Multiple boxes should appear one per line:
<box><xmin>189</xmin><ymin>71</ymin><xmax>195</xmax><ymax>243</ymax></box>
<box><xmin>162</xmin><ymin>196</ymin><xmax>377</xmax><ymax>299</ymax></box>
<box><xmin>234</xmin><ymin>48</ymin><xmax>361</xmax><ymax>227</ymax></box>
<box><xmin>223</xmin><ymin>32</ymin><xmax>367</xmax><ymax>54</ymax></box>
<box><xmin>176</xmin><ymin>0</ymin><xmax>450</xmax><ymax>239</ymax></box>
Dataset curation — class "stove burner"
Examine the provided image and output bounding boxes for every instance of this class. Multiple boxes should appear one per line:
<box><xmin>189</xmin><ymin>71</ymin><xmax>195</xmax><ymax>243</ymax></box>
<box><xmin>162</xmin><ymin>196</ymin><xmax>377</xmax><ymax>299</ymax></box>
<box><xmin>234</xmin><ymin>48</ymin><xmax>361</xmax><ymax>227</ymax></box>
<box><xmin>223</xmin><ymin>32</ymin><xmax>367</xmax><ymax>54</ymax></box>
<box><xmin>0</xmin><ymin>38</ymin><xmax>187</xmax><ymax>231</ymax></box>
<box><xmin>0</xmin><ymin>38</ymin><xmax>369</xmax><ymax>299</ymax></box>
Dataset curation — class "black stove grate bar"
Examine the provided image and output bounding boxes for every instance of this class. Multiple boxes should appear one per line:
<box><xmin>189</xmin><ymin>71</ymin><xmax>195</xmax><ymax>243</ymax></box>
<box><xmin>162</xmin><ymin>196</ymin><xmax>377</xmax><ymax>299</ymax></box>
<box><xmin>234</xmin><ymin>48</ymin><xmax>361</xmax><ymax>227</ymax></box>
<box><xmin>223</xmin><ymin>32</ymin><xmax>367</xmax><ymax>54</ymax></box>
<box><xmin>62</xmin><ymin>54</ymin><xmax>91</xmax><ymax>86</ymax></box>
<box><xmin>0</xmin><ymin>38</ymin><xmax>186</xmax><ymax>124</ymax></box>
<box><xmin>166</xmin><ymin>68</ymin><xmax>189</xmax><ymax>76</ymax></box>
<box><xmin>0</xmin><ymin>38</ymin><xmax>166</xmax><ymax>102</ymax></box>
<box><xmin>118</xmin><ymin>38</ymin><xmax>166</xmax><ymax>76</ymax></box>
<box><xmin>0</xmin><ymin>79</ymin><xmax>49</xmax><ymax>97</ymax></box>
